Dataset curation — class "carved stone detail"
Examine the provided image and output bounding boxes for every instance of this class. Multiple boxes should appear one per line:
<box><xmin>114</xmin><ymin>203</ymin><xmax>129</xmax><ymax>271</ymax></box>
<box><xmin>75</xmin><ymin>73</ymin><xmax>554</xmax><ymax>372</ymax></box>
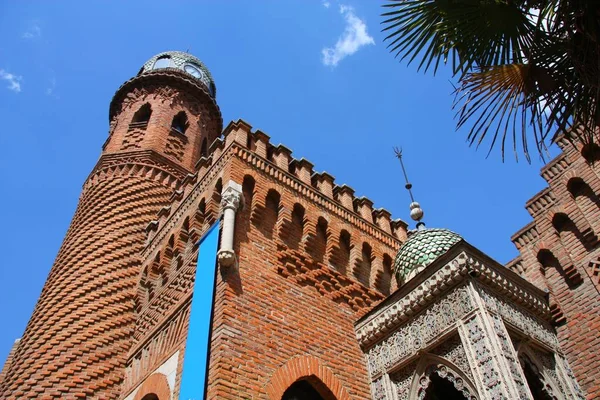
<box><xmin>461</xmin><ymin>315</ymin><xmax>507</xmax><ymax>399</ymax></box>
<box><xmin>417</xmin><ymin>364</ymin><xmax>478</xmax><ymax>400</ymax></box>
<box><xmin>365</xmin><ymin>286</ymin><xmax>472</xmax><ymax>378</ymax></box>
<box><xmin>490</xmin><ymin>314</ymin><xmax>530</xmax><ymax>399</ymax></box>
<box><xmin>477</xmin><ymin>286</ymin><xmax>558</xmax><ymax>349</ymax></box>
<box><xmin>356</xmin><ymin>252</ymin><xmax>550</xmax><ymax>348</ymax></box>
<box><xmin>371</xmin><ymin>376</ymin><xmax>386</xmax><ymax>400</ymax></box>
<box><xmin>391</xmin><ymin>361</ymin><xmax>417</xmax><ymax>400</ymax></box>
<box><xmin>431</xmin><ymin>335</ymin><xmax>473</xmax><ymax>382</ymax></box>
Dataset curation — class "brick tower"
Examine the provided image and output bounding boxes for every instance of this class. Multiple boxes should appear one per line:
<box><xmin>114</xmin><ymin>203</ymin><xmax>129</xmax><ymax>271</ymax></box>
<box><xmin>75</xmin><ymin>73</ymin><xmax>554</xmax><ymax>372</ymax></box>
<box><xmin>0</xmin><ymin>52</ymin><xmax>222</xmax><ymax>399</ymax></box>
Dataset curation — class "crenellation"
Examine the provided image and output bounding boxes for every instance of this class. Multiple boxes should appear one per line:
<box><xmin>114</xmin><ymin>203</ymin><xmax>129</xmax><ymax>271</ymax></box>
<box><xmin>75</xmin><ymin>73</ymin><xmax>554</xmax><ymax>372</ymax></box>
<box><xmin>208</xmin><ymin>137</ymin><xmax>225</xmax><ymax>161</ymax></box>
<box><xmin>541</xmin><ymin>154</ymin><xmax>570</xmax><ymax>183</ymax></box>
<box><xmin>157</xmin><ymin>205</ymin><xmax>171</xmax><ymax>219</ymax></box>
<box><xmin>333</xmin><ymin>184</ymin><xmax>355</xmax><ymax>210</ymax></box>
<box><xmin>272</xmin><ymin>144</ymin><xmax>293</xmax><ymax>170</ymax></box>
<box><xmin>223</xmin><ymin>118</ymin><xmax>251</xmax><ymax>148</ymax></box>
<box><xmin>391</xmin><ymin>218</ymin><xmax>408</xmax><ymax>242</ymax></box>
<box><xmin>355</xmin><ymin>197</ymin><xmax>374</xmax><ymax>224</ymax></box>
<box><xmin>252</xmin><ymin>129</ymin><xmax>270</xmax><ymax>159</ymax></box>
<box><xmin>291</xmin><ymin>158</ymin><xmax>314</xmax><ymax>185</ymax></box>
<box><xmin>373</xmin><ymin>208</ymin><xmax>392</xmax><ymax>234</ymax></box>
<box><xmin>311</xmin><ymin>171</ymin><xmax>335</xmax><ymax>199</ymax></box>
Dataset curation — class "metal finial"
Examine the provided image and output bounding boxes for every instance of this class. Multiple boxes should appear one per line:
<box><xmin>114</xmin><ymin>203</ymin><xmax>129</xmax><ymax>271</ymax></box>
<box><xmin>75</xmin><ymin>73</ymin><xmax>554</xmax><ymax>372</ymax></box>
<box><xmin>394</xmin><ymin>147</ymin><xmax>425</xmax><ymax>229</ymax></box>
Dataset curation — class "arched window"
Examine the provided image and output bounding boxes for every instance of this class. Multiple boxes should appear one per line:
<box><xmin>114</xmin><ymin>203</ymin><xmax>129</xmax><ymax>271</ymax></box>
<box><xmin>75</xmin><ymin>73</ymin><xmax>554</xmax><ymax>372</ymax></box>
<box><xmin>131</xmin><ymin>103</ymin><xmax>152</xmax><ymax>126</ymax></box>
<box><xmin>141</xmin><ymin>394</ymin><xmax>159</xmax><ymax>400</ymax></box>
<box><xmin>171</xmin><ymin>111</ymin><xmax>189</xmax><ymax>134</ymax></box>
<box><xmin>354</xmin><ymin>243</ymin><xmax>372</xmax><ymax>287</ymax></box>
<box><xmin>153</xmin><ymin>55</ymin><xmax>172</xmax><ymax>69</ymax></box>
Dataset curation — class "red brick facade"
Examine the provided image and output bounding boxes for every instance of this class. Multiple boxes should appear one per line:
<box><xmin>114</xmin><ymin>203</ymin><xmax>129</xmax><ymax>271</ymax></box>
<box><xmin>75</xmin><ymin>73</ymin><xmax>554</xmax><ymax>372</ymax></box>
<box><xmin>2</xmin><ymin>53</ymin><xmax>599</xmax><ymax>399</ymax></box>
<box><xmin>0</xmin><ymin>68</ymin><xmax>221</xmax><ymax>399</ymax></box>
<box><xmin>509</xmin><ymin>134</ymin><xmax>600</xmax><ymax>399</ymax></box>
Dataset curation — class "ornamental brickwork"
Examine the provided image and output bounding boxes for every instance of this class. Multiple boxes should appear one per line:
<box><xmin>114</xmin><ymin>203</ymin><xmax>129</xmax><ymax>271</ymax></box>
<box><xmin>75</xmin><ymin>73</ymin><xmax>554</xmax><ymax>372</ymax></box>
<box><xmin>1</xmin><ymin>50</ymin><xmax>597</xmax><ymax>400</ymax></box>
<box><xmin>122</xmin><ymin>119</ymin><xmax>408</xmax><ymax>399</ymax></box>
<box><xmin>0</xmin><ymin>63</ymin><xmax>221</xmax><ymax>399</ymax></box>
<box><xmin>509</xmin><ymin>134</ymin><xmax>600</xmax><ymax>399</ymax></box>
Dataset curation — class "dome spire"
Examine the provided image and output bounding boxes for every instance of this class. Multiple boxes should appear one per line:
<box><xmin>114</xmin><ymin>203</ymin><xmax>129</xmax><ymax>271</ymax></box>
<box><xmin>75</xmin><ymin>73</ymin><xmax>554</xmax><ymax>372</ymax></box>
<box><xmin>394</xmin><ymin>147</ymin><xmax>425</xmax><ymax>230</ymax></box>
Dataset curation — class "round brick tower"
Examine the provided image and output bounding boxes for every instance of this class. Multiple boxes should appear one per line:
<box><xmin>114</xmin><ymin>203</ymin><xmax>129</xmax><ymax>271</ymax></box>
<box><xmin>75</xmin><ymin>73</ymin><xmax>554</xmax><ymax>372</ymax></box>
<box><xmin>0</xmin><ymin>52</ymin><xmax>222</xmax><ymax>399</ymax></box>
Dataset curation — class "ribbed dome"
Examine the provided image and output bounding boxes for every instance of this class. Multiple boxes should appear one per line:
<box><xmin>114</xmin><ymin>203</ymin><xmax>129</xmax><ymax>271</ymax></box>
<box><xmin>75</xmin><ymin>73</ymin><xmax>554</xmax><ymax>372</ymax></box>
<box><xmin>139</xmin><ymin>51</ymin><xmax>216</xmax><ymax>97</ymax></box>
<box><xmin>394</xmin><ymin>228</ymin><xmax>462</xmax><ymax>285</ymax></box>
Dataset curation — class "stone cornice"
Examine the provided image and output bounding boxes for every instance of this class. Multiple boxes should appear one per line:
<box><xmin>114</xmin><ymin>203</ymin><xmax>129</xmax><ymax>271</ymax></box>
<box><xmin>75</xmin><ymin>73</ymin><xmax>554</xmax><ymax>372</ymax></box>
<box><xmin>355</xmin><ymin>243</ymin><xmax>550</xmax><ymax>348</ymax></box>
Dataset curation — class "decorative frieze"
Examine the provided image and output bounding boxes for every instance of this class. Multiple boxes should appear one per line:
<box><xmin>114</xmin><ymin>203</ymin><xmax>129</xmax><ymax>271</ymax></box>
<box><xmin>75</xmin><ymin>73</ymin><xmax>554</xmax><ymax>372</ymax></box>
<box><xmin>365</xmin><ymin>286</ymin><xmax>473</xmax><ymax>378</ymax></box>
<box><xmin>477</xmin><ymin>286</ymin><xmax>558</xmax><ymax>349</ymax></box>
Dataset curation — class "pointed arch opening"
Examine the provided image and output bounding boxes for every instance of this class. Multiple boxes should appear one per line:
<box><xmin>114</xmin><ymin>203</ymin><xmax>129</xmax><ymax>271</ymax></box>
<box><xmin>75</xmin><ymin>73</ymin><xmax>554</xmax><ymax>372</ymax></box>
<box><xmin>412</xmin><ymin>359</ymin><xmax>478</xmax><ymax>400</ymax></box>
<box><xmin>171</xmin><ymin>111</ymin><xmax>189</xmax><ymax>134</ymax></box>
<box><xmin>261</xmin><ymin>189</ymin><xmax>281</xmax><ymax>238</ymax></box>
<box><xmin>281</xmin><ymin>379</ymin><xmax>332</xmax><ymax>400</ymax></box>
<box><xmin>130</xmin><ymin>103</ymin><xmax>152</xmax><ymax>128</ymax></box>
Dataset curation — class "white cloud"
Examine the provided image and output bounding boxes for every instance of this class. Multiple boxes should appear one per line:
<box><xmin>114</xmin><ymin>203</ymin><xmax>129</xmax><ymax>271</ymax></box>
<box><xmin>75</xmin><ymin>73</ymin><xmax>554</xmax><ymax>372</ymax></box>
<box><xmin>321</xmin><ymin>5</ymin><xmax>374</xmax><ymax>67</ymax></box>
<box><xmin>322</xmin><ymin>0</ymin><xmax>331</xmax><ymax>8</ymax></box>
<box><xmin>22</xmin><ymin>24</ymin><xmax>41</xmax><ymax>39</ymax></box>
<box><xmin>0</xmin><ymin>69</ymin><xmax>22</xmax><ymax>93</ymax></box>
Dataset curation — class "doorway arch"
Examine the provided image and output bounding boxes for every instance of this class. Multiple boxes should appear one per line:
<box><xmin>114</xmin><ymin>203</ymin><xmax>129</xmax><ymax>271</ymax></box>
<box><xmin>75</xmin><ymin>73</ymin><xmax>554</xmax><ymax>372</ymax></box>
<box><xmin>265</xmin><ymin>355</ymin><xmax>351</xmax><ymax>400</ymax></box>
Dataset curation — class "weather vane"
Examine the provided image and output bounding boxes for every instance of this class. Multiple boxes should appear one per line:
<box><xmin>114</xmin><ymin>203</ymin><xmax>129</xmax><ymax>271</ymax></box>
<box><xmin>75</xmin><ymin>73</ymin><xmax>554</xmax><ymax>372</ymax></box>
<box><xmin>394</xmin><ymin>147</ymin><xmax>425</xmax><ymax>229</ymax></box>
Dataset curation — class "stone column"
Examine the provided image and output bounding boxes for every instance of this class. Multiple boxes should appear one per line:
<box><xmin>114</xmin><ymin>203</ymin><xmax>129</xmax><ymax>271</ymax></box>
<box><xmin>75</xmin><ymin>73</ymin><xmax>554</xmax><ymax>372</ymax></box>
<box><xmin>217</xmin><ymin>180</ymin><xmax>243</xmax><ymax>269</ymax></box>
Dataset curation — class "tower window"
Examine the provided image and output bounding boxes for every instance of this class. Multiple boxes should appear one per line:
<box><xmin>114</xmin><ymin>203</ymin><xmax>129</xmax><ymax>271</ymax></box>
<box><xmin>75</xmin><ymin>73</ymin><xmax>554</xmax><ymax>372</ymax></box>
<box><xmin>184</xmin><ymin>63</ymin><xmax>204</xmax><ymax>79</ymax></box>
<box><xmin>153</xmin><ymin>55</ymin><xmax>172</xmax><ymax>69</ymax></box>
<box><xmin>130</xmin><ymin>103</ymin><xmax>152</xmax><ymax>127</ymax></box>
<box><xmin>171</xmin><ymin>111</ymin><xmax>189</xmax><ymax>135</ymax></box>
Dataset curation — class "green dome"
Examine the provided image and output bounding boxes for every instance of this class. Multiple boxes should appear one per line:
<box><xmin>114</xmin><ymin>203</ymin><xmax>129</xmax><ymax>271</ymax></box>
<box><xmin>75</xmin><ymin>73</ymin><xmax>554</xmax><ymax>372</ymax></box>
<box><xmin>139</xmin><ymin>51</ymin><xmax>216</xmax><ymax>98</ymax></box>
<box><xmin>394</xmin><ymin>228</ymin><xmax>462</xmax><ymax>285</ymax></box>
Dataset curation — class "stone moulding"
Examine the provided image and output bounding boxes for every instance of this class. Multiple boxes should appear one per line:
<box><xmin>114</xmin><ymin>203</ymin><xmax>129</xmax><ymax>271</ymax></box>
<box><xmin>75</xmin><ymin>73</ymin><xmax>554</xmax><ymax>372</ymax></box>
<box><xmin>355</xmin><ymin>244</ymin><xmax>551</xmax><ymax>349</ymax></box>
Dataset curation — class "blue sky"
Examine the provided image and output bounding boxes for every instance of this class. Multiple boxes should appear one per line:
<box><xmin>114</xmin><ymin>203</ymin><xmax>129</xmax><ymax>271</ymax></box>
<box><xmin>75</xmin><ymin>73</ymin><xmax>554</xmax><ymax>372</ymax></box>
<box><xmin>0</xmin><ymin>1</ymin><xmax>557</xmax><ymax>365</ymax></box>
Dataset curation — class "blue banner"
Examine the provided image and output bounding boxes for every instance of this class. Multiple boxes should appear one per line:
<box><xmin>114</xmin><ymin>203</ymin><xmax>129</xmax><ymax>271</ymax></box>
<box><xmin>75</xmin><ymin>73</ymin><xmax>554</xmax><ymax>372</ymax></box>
<box><xmin>179</xmin><ymin>222</ymin><xmax>220</xmax><ymax>400</ymax></box>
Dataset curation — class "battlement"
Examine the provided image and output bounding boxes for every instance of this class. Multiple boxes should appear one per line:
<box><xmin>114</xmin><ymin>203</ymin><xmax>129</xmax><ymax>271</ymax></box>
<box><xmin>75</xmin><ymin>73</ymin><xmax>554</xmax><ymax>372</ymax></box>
<box><xmin>145</xmin><ymin>119</ymin><xmax>408</xmax><ymax>250</ymax></box>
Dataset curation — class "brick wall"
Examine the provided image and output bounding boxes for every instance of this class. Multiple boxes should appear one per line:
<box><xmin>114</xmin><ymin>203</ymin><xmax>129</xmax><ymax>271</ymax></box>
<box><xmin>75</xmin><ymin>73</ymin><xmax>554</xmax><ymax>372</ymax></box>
<box><xmin>510</xmin><ymin>134</ymin><xmax>600</xmax><ymax>399</ymax></box>
<box><xmin>0</xmin><ymin>70</ymin><xmax>220</xmax><ymax>399</ymax></box>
